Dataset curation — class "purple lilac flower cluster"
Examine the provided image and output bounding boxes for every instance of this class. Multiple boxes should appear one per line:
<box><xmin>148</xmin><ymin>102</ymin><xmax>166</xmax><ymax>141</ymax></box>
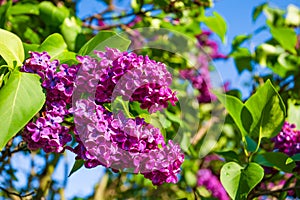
<box><xmin>197</xmin><ymin>169</ymin><xmax>229</xmax><ymax>200</ymax></box>
<box><xmin>21</xmin><ymin>48</ymin><xmax>184</xmax><ymax>185</ymax></box>
<box><xmin>196</xmin><ymin>30</ymin><xmax>226</xmax><ymax>60</ymax></box>
<box><xmin>272</xmin><ymin>122</ymin><xmax>300</xmax><ymax>156</ymax></box>
<box><xmin>179</xmin><ymin>30</ymin><xmax>226</xmax><ymax>103</ymax></box>
<box><xmin>21</xmin><ymin>52</ymin><xmax>79</xmax><ymax>153</ymax></box>
<box><xmin>76</xmin><ymin>47</ymin><xmax>178</xmax><ymax>113</ymax></box>
<box><xmin>72</xmin><ymin>48</ymin><xmax>184</xmax><ymax>185</ymax></box>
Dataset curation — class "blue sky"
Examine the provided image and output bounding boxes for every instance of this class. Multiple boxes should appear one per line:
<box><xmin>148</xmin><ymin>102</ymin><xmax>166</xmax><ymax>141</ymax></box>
<box><xmin>62</xmin><ymin>0</ymin><xmax>300</xmax><ymax>198</ymax></box>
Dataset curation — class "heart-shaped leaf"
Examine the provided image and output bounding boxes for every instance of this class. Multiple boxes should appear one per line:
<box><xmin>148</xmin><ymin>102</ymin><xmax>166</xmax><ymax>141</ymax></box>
<box><xmin>221</xmin><ymin>162</ymin><xmax>264</xmax><ymax>200</ymax></box>
<box><xmin>0</xmin><ymin>70</ymin><xmax>45</xmax><ymax>150</ymax></box>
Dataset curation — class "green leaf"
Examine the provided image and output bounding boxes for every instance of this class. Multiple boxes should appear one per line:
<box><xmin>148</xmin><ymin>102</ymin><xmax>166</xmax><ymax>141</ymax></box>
<box><xmin>278</xmin><ymin>53</ymin><xmax>300</xmax><ymax>72</ymax></box>
<box><xmin>78</xmin><ymin>31</ymin><xmax>131</xmax><ymax>56</ymax></box>
<box><xmin>0</xmin><ymin>1</ymin><xmax>11</xmax><ymax>28</ymax></box>
<box><xmin>38</xmin><ymin>33</ymin><xmax>67</xmax><ymax>59</ymax></box>
<box><xmin>252</xmin><ymin>3</ymin><xmax>267</xmax><ymax>22</ymax></box>
<box><xmin>61</xmin><ymin>17</ymin><xmax>82</xmax><ymax>51</ymax></box>
<box><xmin>214</xmin><ymin>92</ymin><xmax>249</xmax><ymax>137</ymax></box>
<box><xmin>184</xmin><ymin>170</ymin><xmax>197</xmax><ymax>187</ymax></box>
<box><xmin>231</xmin><ymin>34</ymin><xmax>252</xmax><ymax>50</ymax></box>
<box><xmin>68</xmin><ymin>159</ymin><xmax>84</xmax><ymax>177</ymax></box>
<box><xmin>39</xmin><ymin>1</ymin><xmax>69</xmax><ymax>27</ymax></box>
<box><xmin>287</xmin><ymin>100</ymin><xmax>300</xmax><ymax>129</ymax></box>
<box><xmin>0</xmin><ymin>28</ymin><xmax>24</xmax><ymax>67</ymax></box>
<box><xmin>255</xmin><ymin>152</ymin><xmax>296</xmax><ymax>173</ymax></box>
<box><xmin>215</xmin><ymin>150</ymin><xmax>240</xmax><ymax>162</ymax></box>
<box><xmin>221</xmin><ymin>162</ymin><xmax>264</xmax><ymax>200</ymax></box>
<box><xmin>203</xmin><ymin>11</ymin><xmax>227</xmax><ymax>43</ymax></box>
<box><xmin>231</xmin><ymin>48</ymin><xmax>253</xmax><ymax>73</ymax></box>
<box><xmin>0</xmin><ymin>70</ymin><xmax>45</xmax><ymax>150</ymax></box>
<box><xmin>291</xmin><ymin>153</ymin><xmax>300</xmax><ymax>162</ymax></box>
<box><xmin>245</xmin><ymin>80</ymin><xmax>286</xmax><ymax>139</ymax></box>
<box><xmin>270</xmin><ymin>26</ymin><xmax>297</xmax><ymax>54</ymax></box>
<box><xmin>9</xmin><ymin>3</ymin><xmax>39</xmax><ymax>15</ymax></box>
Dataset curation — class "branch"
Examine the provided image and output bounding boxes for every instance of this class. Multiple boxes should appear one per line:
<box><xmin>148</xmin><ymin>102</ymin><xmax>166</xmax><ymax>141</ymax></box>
<box><xmin>250</xmin><ymin>186</ymin><xmax>300</xmax><ymax>199</ymax></box>
<box><xmin>0</xmin><ymin>186</ymin><xmax>34</xmax><ymax>200</ymax></box>
<box><xmin>0</xmin><ymin>140</ymin><xmax>27</xmax><ymax>162</ymax></box>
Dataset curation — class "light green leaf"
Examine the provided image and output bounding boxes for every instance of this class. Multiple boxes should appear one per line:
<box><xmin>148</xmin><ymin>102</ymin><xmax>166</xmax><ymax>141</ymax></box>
<box><xmin>287</xmin><ymin>99</ymin><xmax>300</xmax><ymax>130</ymax></box>
<box><xmin>270</xmin><ymin>26</ymin><xmax>297</xmax><ymax>54</ymax></box>
<box><xmin>0</xmin><ymin>28</ymin><xmax>24</xmax><ymax>67</ymax></box>
<box><xmin>286</xmin><ymin>4</ymin><xmax>300</xmax><ymax>26</ymax></box>
<box><xmin>214</xmin><ymin>92</ymin><xmax>249</xmax><ymax>137</ymax></box>
<box><xmin>79</xmin><ymin>31</ymin><xmax>131</xmax><ymax>56</ymax></box>
<box><xmin>221</xmin><ymin>162</ymin><xmax>264</xmax><ymax>200</ymax></box>
<box><xmin>9</xmin><ymin>3</ymin><xmax>39</xmax><ymax>15</ymax></box>
<box><xmin>61</xmin><ymin>17</ymin><xmax>82</xmax><ymax>51</ymax></box>
<box><xmin>245</xmin><ymin>80</ymin><xmax>286</xmax><ymax>139</ymax></box>
<box><xmin>0</xmin><ymin>70</ymin><xmax>45</xmax><ymax>150</ymax></box>
<box><xmin>203</xmin><ymin>11</ymin><xmax>227</xmax><ymax>43</ymax></box>
<box><xmin>38</xmin><ymin>33</ymin><xmax>67</xmax><ymax>59</ymax></box>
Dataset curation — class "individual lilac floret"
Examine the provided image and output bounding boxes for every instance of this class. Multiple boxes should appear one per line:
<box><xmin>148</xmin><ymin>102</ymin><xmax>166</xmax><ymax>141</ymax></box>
<box><xmin>75</xmin><ymin>47</ymin><xmax>178</xmax><ymax>112</ymax></box>
<box><xmin>272</xmin><ymin>122</ymin><xmax>300</xmax><ymax>156</ymax></box>
<box><xmin>21</xmin><ymin>51</ymin><xmax>51</xmax><ymax>79</ymax></box>
<box><xmin>197</xmin><ymin>169</ymin><xmax>230</xmax><ymax>200</ymax></box>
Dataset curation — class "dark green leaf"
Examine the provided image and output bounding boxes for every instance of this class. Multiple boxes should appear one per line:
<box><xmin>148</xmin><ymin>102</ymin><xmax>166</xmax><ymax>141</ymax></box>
<box><xmin>252</xmin><ymin>3</ymin><xmax>267</xmax><ymax>22</ymax></box>
<box><xmin>231</xmin><ymin>35</ymin><xmax>252</xmax><ymax>50</ymax></box>
<box><xmin>0</xmin><ymin>70</ymin><xmax>45</xmax><ymax>150</ymax></box>
<box><xmin>215</xmin><ymin>150</ymin><xmax>240</xmax><ymax>162</ymax></box>
<box><xmin>0</xmin><ymin>1</ymin><xmax>11</xmax><ymax>28</ymax></box>
<box><xmin>291</xmin><ymin>153</ymin><xmax>300</xmax><ymax>162</ymax></box>
<box><xmin>255</xmin><ymin>152</ymin><xmax>296</xmax><ymax>173</ymax></box>
<box><xmin>231</xmin><ymin>48</ymin><xmax>253</xmax><ymax>73</ymax></box>
<box><xmin>68</xmin><ymin>159</ymin><xmax>84</xmax><ymax>177</ymax></box>
<box><xmin>221</xmin><ymin>162</ymin><xmax>264</xmax><ymax>200</ymax></box>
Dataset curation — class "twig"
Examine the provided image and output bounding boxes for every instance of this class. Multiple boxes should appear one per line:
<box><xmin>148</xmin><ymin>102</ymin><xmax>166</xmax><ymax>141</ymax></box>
<box><xmin>249</xmin><ymin>186</ymin><xmax>300</xmax><ymax>199</ymax></box>
<box><xmin>0</xmin><ymin>186</ymin><xmax>35</xmax><ymax>199</ymax></box>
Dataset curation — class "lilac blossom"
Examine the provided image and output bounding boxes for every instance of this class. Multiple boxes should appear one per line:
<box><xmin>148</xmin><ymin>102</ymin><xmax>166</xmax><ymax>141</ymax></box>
<box><xmin>272</xmin><ymin>122</ymin><xmax>300</xmax><ymax>156</ymax></box>
<box><xmin>197</xmin><ymin>169</ymin><xmax>229</xmax><ymax>200</ymax></box>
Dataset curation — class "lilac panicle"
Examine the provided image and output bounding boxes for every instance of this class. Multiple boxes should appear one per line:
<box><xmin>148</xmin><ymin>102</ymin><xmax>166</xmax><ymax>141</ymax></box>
<box><xmin>272</xmin><ymin>121</ymin><xmax>300</xmax><ymax>156</ymax></box>
<box><xmin>21</xmin><ymin>51</ymin><xmax>79</xmax><ymax>153</ymax></box>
